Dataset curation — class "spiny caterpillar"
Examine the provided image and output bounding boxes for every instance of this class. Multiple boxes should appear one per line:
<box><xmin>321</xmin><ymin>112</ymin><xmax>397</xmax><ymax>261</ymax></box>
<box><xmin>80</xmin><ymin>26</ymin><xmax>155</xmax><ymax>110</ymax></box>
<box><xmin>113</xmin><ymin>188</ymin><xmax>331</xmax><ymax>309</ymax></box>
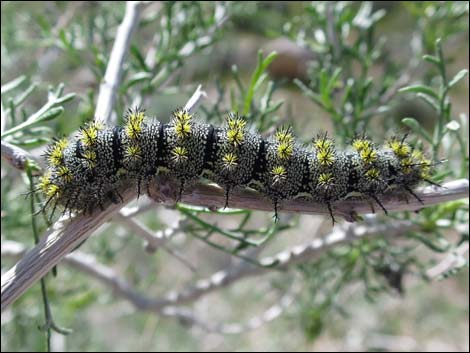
<box><xmin>38</xmin><ymin>108</ymin><xmax>433</xmax><ymax>222</ymax></box>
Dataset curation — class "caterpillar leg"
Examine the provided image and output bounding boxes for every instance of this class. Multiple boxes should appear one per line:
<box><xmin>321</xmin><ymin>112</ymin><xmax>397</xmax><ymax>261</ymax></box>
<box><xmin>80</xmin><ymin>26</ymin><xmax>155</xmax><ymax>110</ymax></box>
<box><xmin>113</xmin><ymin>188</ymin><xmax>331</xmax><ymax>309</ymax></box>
<box><xmin>404</xmin><ymin>186</ymin><xmax>424</xmax><ymax>204</ymax></box>
<box><xmin>368</xmin><ymin>198</ymin><xmax>376</xmax><ymax>214</ymax></box>
<box><xmin>106</xmin><ymin>188</ymin><xmax>123</xmax><ymax>204</ymax></box>
<box><xmin>371</xmin><ymin>195</ymin><xmax>388</xmax><ymax>215</ymax></box>
<box><xmin>327</xmin><ymin>201</ymin><xmax>336</xmax><ymax>226</ymax></box>
<box><xmin>424</xmin><ymin>178</ymin><xmax>443</xmax><ymax>188</ymax></box>
<box><xmin>175</xmin><ymin>179</ymin><xmax>186</xmax><ymax>203</ymax></box>
<box><xmin>49</xmin><ymin>199</ymin><xmax>59</xmax><ymax>223</ymax></box>
<box><xmin>272</xmin><ymin>198</ymin><xmax>280</xmax><ymax>223</ymax></box>
<box><xmin>137</xmin><ymin>177</ymin><xmax>142</xmax><ymax>199</ymax></box>
<box><xmin>224</xmin><ymin>186</ymin><xmax>231</xmax><ymax>209</ymax></box>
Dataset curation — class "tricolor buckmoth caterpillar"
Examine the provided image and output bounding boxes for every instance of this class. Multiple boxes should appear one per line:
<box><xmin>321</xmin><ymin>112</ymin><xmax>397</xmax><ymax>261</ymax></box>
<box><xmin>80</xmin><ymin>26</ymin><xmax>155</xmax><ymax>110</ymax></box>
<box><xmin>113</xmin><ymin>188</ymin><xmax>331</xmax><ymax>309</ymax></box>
<box><xmin>38</xmin><ymin>108</ymin><xmax>433</xmax><ymax>221</ymax></box>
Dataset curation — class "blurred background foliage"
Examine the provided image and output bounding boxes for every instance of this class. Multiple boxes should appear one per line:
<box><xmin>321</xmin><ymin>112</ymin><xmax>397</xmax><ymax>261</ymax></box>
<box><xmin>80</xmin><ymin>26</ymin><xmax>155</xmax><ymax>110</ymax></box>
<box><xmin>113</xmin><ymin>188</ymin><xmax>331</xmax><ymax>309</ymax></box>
<box><xmin>1</xmin><ymin>1</ymin><xmax>469</xmax><ymax>351</ymax></box>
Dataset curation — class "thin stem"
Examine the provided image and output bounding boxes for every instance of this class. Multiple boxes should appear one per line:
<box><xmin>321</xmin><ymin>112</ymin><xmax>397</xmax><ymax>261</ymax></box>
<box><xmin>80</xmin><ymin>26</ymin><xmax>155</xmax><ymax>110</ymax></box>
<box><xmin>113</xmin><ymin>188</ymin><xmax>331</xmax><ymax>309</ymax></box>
<box><xmin>26</xmin><ymin>163</ymin><xmax>71</xmax><ymax>352</ymax></box>
<box><xmin>95</xmin><ymin>1</ymin><xmax>145</xmax><ymax>125</ymax></box>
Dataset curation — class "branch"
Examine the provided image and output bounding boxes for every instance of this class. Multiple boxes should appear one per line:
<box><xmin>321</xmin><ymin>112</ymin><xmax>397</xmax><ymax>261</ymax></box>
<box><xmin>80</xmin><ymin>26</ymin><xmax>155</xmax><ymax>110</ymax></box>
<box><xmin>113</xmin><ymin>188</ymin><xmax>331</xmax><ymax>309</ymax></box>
<box><xmin>3</xmin><ymin>238</ymin><xmax>298</xmax><ymax>334</ymax></box>
<box><xmin>184</xmin><ymin>84</ymin><xmax>207</xmax><ymax>113</ymax></box>
<box><xmin>0</xmin><ymin>85</ymin><xmax>209</xmax><ymax>311</ymax></box>
<box><xmin>1</xmin><ymin>173</ymin><xmax>468</xmax><ymax>311</ymax></box>
<box><xmin>160</xmin><ymin>178</ymin><xmax>469</xmax><ymax>222</ymax></box>
<box><xmin>0</xmin><ymin>187</ymin><xmax>138</xmax><ymax>311</ymax></box>
<box><xmin>113</xmin><ymin>215</ymin><xmax>196</xmax><ymax>272</ymax></box>
<box><xmin>95</xmin><ymin>1</ymin><xmax>144</xmax><ymax>125</ymax></box>
<box><xmin>1</xmin><ymin>140</ymin><xmax>42</xmax><ymax>175</ymax></box>
<box><xmin>1</xmin><ymin>71</ymin><xmax>468</xmax><ymax>315</ymax></box>
<box><xmin>157</xmin><ymin>287</ymin><xmax>295</xmax><ymax>334</ymax></box>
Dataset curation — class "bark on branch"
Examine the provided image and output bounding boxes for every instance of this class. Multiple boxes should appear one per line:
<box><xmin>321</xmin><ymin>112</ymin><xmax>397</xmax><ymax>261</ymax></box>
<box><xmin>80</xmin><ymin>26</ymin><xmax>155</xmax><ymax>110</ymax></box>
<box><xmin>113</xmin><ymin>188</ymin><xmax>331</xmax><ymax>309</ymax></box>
<box><xmin>1</xmin><ymin>178</ymin><xmax>468</xmax><ymax>311</ymax></box>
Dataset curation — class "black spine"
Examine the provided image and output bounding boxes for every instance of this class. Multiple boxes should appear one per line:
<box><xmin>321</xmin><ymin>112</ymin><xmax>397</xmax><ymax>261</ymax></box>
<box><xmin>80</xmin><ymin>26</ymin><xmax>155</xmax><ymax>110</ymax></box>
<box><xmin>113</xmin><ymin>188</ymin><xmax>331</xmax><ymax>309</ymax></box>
<box><xmin>112</xmin><ymin>126</ymin><xmax>123</xmax><ymax>173</ymax></box>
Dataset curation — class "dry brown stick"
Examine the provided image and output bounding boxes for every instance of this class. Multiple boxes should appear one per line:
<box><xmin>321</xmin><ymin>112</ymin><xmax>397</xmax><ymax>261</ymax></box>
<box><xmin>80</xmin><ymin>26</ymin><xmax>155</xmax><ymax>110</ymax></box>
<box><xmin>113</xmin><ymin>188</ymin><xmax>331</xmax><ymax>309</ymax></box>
<box><xmin>166</xmin><ymin>178</ymin><xmax>470</xmax><ymax>222</ymax></box>
<box><xmin>0</xmin><ymin>84</ymin><xmax>207</xmax><ymax>309</ymax></box>
<box><xmin>0</xmin><ymin>187</ymin><xmax>135</xmax><ymax>312</ymax></box>
<box><xmin>1</xmin><ymin>177</ymin><xmax>468</xmax><ymax>311</ymax></box>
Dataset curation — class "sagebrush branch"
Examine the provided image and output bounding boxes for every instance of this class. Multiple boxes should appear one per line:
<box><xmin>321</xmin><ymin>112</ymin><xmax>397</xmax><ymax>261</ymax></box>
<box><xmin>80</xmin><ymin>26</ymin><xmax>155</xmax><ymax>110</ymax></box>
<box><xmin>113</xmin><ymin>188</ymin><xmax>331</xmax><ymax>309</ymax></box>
<box><xmin>155</xmin><ymin>178</ymin><xmax>469</xmax><ymax>222</ymax></box>
<box><xmin>1</xmin><ymin>81</ymin><xmax>468</xmax><ymax>313</ymax></box>
<box><xmin>95</xmin><ymin>1</ymin><xmax>144</xmax><ymax>125</ymax></box>
<box><xmin>0</xmin><ymin>173</ymin><xmax>468</xmax><ymax>311</ymax></box>
<box><xmin>1</xmin><ymin>140</ymin><xmax>42</xmax><ymax>175</ymax></box>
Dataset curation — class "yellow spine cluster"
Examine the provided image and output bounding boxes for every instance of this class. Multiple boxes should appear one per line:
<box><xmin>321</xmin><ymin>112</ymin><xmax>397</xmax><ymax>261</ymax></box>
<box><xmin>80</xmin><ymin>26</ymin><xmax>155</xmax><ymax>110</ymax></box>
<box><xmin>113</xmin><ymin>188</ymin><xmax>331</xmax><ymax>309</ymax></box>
<box><xmin>318</xmin><ymin>172</ymin><xmax>334</xmax><ymax>187</ymax></box>
<box><xmin>365</xmin><ymin>168</ymin><xmax>380</xmax><ymax>180</ymax></box>
<box><xmin>412</xmin><ymin>150</ymin><xmax>431</xmax><ymax>178</ymax></box>
<box><xmin>271</xmin><ymin>165</ymin><xmax>287</xmax><ymax>185</ymax></box>
<box><xmin>352</xmin><ymin>138</ymin><xmax>371</xmax><ymax>152</ymax></box>
<box><xmin>82</xmin><ymin>150</ymin><xmax>97</xmax><ymax>169</ymax></box>
<box><xmin>387</xmin><ymin>137</ymin><xmax>410</xmax><ymax>158</ymax></box>
<box><xmin>38</xmin><ymin>171</ymin><xmax>60</xmax><ymax>199</ymax></box>
<box><xmin>57</xmin><ymin>166</ymin><xmax>73</xmax><ymax>183</ymax></box>
<box><xmin>226</xmin><ymin>114</ymin><xmax>246</xmax><ymax>146</ymax></box>
<box><xmin>47</xmin><ymin>138</ymin><xmax>68</xmax><ymax>166</ymax></box>
<box><xmin>171</xmin><ymin>146</ymin><xmax>188</xmax><ymax>164</ymax></box>
<box><xmin>80</xmin><ymin>122</ymin><xmax>104</xmax><ymax>146</ymax></box>
<box><xmin>222</xmin><ymin>152</ymin><xmax>238</xmax><ymax>171</ymax></box>
<box><xmin>172</xmin><ymin>109</ymin><xmax>192</xmax><ymax>140</ymax></box>
<box><xmin>275</xmin><ymin>127</ymin><xmax>294</xmax><ymax>160</ymax></box>
<box><xmin>313</xmin><ymin>134</ymin><xmax>335</xmax><ymax>167</ymax></box>
<box><xmin>124</xmin><ymin>144</ymin><xmax>142</xmax><ymax>164</ymax></box>
<box><xmin>125</xmin><ymin>109</ymin><xmax>146</xmax><ymax>140</ymax></box>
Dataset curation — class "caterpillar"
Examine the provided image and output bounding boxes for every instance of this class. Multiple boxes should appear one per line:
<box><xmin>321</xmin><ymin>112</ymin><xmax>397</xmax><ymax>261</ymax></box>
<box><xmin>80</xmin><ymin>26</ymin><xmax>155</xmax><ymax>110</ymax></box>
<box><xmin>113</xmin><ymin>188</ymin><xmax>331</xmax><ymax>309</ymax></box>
<box><xmin>38</xmin><ymin>107</ymin><xmax>433</xmax><ymax>221</ymax></box>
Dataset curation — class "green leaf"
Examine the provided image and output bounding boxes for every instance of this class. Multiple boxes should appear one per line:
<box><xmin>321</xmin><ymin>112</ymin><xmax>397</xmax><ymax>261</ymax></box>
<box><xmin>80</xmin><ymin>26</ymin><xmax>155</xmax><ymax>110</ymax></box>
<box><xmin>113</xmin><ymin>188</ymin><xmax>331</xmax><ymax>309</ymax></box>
<box><xmin>37</xmin><ymin>107</ymin><xmax>64</xmax><ymax>122</ymax></box>
<box><xmin>327</xmin><ymin>68</ymin><xmax>342</xmax><ymax>93</ymax></box>
<box><xmin>130</xmin><ymin>45</ymin><xmax>150</xmax><ymax>72</ymax></box>
<box><xmin>422</xmin><ymin>54</ymin><xmax>440</xmax><ymax>67</ymax></box>
<box><xmin>1</xmin><ymin>76</ymin><xmax>27</xmax><ymax>94</ymax></box>
<box><xmin>294</xmin><ymin>79</ymin><xmax>323</xmax><ymax>106</ymax></box>
<box><xmin>55</xmin><ymin>93</ymin><xmax>76</xmax><ymax>104</ymax></box>
<box><xmin>12</xmin><ymin>137</ymin><xmax>51</xmax><ymax>148</ymax></box>
<box><xmin>13</xmin><ymin>83</ymin><xmax>38</xmax><ymax>106</ymax></box>
<box><xmin>401</xmin><ymin>117</ymin><xmax>433</xmax><ymax>143</ymax></box>
<box><xmin>243</xmin><ymin>50</ymin><xmax>278</xmax><ymax>115</ymax></box>
<box><xmin>399</xmin><ymin>84</ymin><xmax>439</xmax><ymax>99</ymax></box>
<box><xmin>448</xmin><ymin>69</ymin><xmax>468</xmax><ymax>88</ymax></box>
<box><xmin>416</xmin><ymin>92</ymin><xmax>440</xmax><ymax>112</ymax></box>
<box><xmin>124</xmin><ymin>72</ymin><xmax>153</xmax><ymax>89</ymax></box>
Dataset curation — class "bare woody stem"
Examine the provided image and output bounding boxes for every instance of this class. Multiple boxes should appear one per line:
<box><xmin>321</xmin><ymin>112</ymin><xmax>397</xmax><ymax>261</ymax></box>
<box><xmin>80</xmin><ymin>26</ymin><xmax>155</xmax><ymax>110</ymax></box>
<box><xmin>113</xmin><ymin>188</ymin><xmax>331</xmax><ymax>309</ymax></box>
<box><xmin>95</xmin><ymin>1</ymin><xmax>145</xmax><ymax>125</ymax></box>
<box><xmin>1</xmin><ymin>83</ymin><xmax>468</xmax><ymax>312</ymax></box>
<box><xmin>1</xmin><ymin>177</ymin><xmax>468</xmax><ymax>311</ymax></box>
<box><xmin>1</xmin><ymin>140</ymin><xmax>42</xmax><ymax>175</ymax></box>
<box><xmin>170</xmin><ymin>178</ymin><xmax>469</xmax><ymax>222</ymax></box>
